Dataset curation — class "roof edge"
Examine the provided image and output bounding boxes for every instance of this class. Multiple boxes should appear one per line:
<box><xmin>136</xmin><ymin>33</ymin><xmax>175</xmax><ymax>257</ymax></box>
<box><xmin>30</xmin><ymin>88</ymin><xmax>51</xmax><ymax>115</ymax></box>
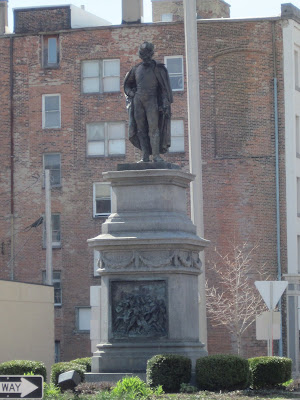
<box><xmin>281</xmin><ymin>3</ymin><xmax>300</xmax><ymax>23</ymax></box>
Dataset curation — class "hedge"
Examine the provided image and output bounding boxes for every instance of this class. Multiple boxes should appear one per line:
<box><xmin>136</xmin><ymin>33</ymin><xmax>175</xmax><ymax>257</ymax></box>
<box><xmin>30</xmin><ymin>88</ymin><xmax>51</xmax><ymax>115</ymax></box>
<box><xmin>50</xmin><ymin>362</ymin><xmax>86</xmax><ymax>385</ymax></box>
<box><xmin>196</xmin><ymin>354</ymin><xmax>250</xmax><ymax>391</ymax></box>
<box><xmin>248</xmin><ymin>356</ymin><xmax>292</xmax><ymax>389</ymax></box>
<box><xmin>71</xmin><ymin>357</ymin><xmax>91</xmax><ymax>373</ymax></box>
<box><xmin>146</xmin><ymin>354</ymin><xmax>191</xmax><ymax>393</ymax></box>
<box><xmin>0</xmin><ymin>360</ymin><xmax>47</xmax><ymax>381</ymax></box>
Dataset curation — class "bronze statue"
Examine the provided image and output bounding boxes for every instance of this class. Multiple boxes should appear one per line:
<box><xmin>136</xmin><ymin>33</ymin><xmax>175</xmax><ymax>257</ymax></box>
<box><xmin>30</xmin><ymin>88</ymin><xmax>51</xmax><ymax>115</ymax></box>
<box><xmin>124</xmin><ymin>42</ymin><xmax>173</xmax><ymax>162</ymax></box>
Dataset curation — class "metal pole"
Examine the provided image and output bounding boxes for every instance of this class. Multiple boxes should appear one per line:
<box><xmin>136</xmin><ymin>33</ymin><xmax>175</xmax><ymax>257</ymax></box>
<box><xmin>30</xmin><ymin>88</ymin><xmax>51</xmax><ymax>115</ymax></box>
<box><xmin>270</xmin><ymin>283</ymin><xmax>274</xmax><ymax>356</ymax></box>
<box><xmin>45</xmin><ymin>169</ymin><xmax>53</xmax><ymax>285</ymax></box>
<box><xmin>183</xmin><ymin>0</ymin><xmax>207</xmax><ymax>346</ymax></box>
<box><xmin>267</xmin><ymin>282</ymin><xmax>274</xmax><ymax>357</ymax></box>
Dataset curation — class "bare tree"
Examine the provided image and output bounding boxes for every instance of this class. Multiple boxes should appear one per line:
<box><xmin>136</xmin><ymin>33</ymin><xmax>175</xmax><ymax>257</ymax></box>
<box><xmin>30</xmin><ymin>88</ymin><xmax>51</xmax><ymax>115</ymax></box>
<box><xmin>206</xmin><ymin>242</ymin><xmax>268</xmax><ymax>355</ymax></box>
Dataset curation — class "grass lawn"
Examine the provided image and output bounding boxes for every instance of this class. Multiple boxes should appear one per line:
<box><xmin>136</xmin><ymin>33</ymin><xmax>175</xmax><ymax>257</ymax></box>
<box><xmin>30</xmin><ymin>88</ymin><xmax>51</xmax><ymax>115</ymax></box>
<box><xmin>53</xmin><ymin>390</ymin><xmax>298</xmax><ymax>400</ymax></box>
<box><xmin>152</xmin><ymin>392</ymin><xmax>298</xmax><ymax>400</ymax></box>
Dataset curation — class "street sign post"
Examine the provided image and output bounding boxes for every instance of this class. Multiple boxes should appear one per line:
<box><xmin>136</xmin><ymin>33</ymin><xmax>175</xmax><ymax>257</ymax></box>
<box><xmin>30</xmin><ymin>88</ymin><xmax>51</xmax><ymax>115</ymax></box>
<box><xmin>256</xmin><ymin>311</ymin><xmax>281</xmax><ymax>340</ymax></box>
<box><xmin>255</xmin><ymin>281</ymin><xmax>288</xmax><ymax>356</ymax></box>
<box><xmin>0</xmin><ymin>376</ymin><xmax>43</xmax><ymax>399</ymax></box>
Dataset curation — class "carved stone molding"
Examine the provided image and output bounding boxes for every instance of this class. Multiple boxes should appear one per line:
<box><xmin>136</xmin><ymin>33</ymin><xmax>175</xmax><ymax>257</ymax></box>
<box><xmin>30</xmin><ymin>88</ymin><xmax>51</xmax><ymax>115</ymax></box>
<box><xmin>96</xmin><ymin>250</ymin><xmax>202</xmax><ymax>273</ymax></box>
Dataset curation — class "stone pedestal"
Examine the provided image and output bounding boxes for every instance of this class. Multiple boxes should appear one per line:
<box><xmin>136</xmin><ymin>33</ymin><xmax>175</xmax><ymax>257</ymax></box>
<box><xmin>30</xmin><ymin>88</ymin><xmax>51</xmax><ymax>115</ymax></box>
<box><xmin>88</xmin><ymin>166</ymin><xmax>209</xmax><ymax>373</ymax></box>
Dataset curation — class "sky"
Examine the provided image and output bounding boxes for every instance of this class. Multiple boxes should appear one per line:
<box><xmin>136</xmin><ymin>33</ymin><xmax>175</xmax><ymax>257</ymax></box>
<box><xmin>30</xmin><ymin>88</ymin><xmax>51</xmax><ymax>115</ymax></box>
<box><xmin>6</xmin><ymin>0</ymin><xmax>300</xmax><ymax>31</ymax></box>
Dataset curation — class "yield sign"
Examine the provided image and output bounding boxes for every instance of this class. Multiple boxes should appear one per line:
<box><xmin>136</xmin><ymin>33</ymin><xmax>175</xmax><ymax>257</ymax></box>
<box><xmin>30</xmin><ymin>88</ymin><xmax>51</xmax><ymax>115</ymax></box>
<box><xmin>255</xmin><ymin>281</ymin><xmax>288</xmax><ymax>310</ymax></box>
<box><xmin>0</xmin><ymin>376</ymin><xmax>43</xmax><ymax>399</ymax></box>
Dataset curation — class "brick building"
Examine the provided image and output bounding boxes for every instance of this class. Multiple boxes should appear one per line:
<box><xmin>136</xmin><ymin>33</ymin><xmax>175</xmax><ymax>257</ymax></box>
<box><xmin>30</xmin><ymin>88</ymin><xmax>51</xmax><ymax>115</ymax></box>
<box><xmin>1</xmin><ymin>0</ymin><xmax>300</xmax><ymax>369</ymax></box>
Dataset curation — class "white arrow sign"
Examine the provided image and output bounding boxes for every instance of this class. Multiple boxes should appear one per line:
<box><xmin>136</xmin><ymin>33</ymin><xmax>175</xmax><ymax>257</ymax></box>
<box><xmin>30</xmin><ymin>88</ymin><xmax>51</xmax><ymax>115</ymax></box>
<box><xmin>0</xmin><ymin>376</ymin><xmax>43</xmax><ymax>399</ymax></box>
<box><xmin>0</xmin><ymin>378</ymin><xmax>38</xmax><ymax>398</ymax></box>
<box><xmin>255</xmin><ymin>281</ymin><xmax>288</xmax><ymax>310</ymax></box>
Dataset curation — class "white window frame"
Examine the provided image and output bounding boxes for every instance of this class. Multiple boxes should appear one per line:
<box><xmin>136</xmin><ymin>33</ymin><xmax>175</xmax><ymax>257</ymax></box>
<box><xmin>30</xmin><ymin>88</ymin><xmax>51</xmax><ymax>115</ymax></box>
<box><xmin>297</xmin><ymin>236</ymin><xmax>300</xmax><ymax>274</ymax></box>
<box><xmin>43</xmin><ymin>213</ymin><xmax>61</xmax><ymax>248</ymax></box>
<box><xmin>43</xmin><ymin>35</ymin><xmax>59</xmax><ymax>67</ymax></box>
<box><xmin>169</xmin><ymin>119</ymin><xmax>185</xmax><ymax>153</ymax></box>
<box><xmin>42</xmin><ymin>94</ymin><xmax>61</xmax><ymax>129</ymax></box>
<box><xmin>295</xmin><ymin>47</ymin><xmax>300</xmax><ymax>91</ymax></box>
<box><xmin>297</xmin><ymin>178</ymin><xmax>300</xmax><ymax>217</ymax></box>
<box><xmin>93</xmin><ymin>183</ymin><xmax>112</xmax><ymax>217</ymax></box>
<box><xmin>43</xmin><ymin>153</ymin><xmax>61</xmax><ymax>187</ymax></box>
<box><xmin>296</xmin><ymin>115</ymin><xmax>300</xmax><ymax>157</ymax></box>
<box><xmin>82</xmin><ymin>59</ymin><xmax>120</xmax><ymax>94</ymax></box>
<box><xmin>87</xmin><ymin>122</ymin><xmax>126</xmax><ymax>157</ymax></box>
<box><xmin>164</xmin><ymin>55</ymin><xmax>184</xmax><ymax>92</ymax></box>
<box><xmin>76</xmin><ymin>307</ymin><xmax>91</xmax><ymax>332</ymax></box>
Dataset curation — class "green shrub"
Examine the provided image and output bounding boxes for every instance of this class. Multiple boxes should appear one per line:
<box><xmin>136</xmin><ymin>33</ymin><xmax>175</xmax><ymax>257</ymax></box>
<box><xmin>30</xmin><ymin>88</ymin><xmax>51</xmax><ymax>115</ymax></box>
<box><xmin>180</xmin><ymin>383</ymin><xmax>198</xmax><ymax>393</ymax></box>
<box><xmin>112</xmin><ymin>376</ymin><xmax>162</xmax><ymax>399</ymax></box>
<box><xmin>0</xmin><ymin>360</ymin><xmax>47</xmax><ymax>381</ymax></box>
<box><xmin>248</xmin><ymin>356</ymin><xmax>292</xmax><ymax>389</ymax></box>
<box><xmin>50</xmin><ymin>362</ymin><xmax>85</xmax><ymax>385</ymax></box>
<box><xmin>196</xmin><ymin>354</ymin><xmax>250</xmax><ymax>391</ymax></box>
<box><xmin>146</xmin><ymin>354</ymin><xmax>191</xmax><ymax>393</ymax></box>
<box><xmin>43</xmin><ymin>382</ymin><xmax>61</xmax><ymax>400</ymax></box>
<box><xmin>71</xmin><ymin>357</ymin><xmax>91</xmax><ymax>372</ymax></box>
<box><xmin>74</xmin><ymin>381</ymin><xmax>114</xmax><ymax>395</ymax></box>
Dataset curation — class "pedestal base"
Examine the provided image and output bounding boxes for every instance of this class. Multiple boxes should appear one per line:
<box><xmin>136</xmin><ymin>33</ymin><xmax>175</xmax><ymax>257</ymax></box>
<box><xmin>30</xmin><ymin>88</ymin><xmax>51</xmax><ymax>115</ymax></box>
<box><xmin>88</xmin><ymin>168</ymin><xmax>209</xmax><ymax>375</ymax></box>
<box><xmin>91</xmin><ymin>341</ymin><xmax>207</xmax><ymax>373</ymax></box>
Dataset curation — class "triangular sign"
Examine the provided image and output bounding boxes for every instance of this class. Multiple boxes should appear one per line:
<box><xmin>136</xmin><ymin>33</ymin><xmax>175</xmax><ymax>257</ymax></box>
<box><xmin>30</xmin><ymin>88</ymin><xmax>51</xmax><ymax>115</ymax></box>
<box><xmin>255</xmin><ymin>281</ymin><xmax>288</xmax><ymax>310</ymax></box>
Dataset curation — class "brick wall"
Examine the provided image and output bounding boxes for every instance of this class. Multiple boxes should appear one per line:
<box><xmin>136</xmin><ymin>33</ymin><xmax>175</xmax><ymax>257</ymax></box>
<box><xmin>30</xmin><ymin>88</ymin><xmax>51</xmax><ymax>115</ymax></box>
<box><xmin>14</xmin><ymin>7</ymin><xmax>71</xmax><ymax>34</ymax></box>
<box><xmin>152</xmin><ymin>0</ymin><xmax>230</xmax><ymax>22</ymax></box>
<box><xmin>0</xmin><ymin>16</ymin><xmax>286</xmax><ymax>360</ymax></box>
<box><xmin>0</xmin><ymin>37</ymin><xmax>12</xmax><ymax>279</ymax></box>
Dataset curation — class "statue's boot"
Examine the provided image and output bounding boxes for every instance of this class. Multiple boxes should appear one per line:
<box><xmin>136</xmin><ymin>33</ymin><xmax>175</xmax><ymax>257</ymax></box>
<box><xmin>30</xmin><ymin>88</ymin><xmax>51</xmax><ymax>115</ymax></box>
<box><xmin>151</xmin><ymin>133</ymin><xmax>164</xmax><ymax>162</ymax></box>
<box><xmin>138</xmin><ymin>134</ymin><xmax>150</xmax><ymax>162</ymax></box>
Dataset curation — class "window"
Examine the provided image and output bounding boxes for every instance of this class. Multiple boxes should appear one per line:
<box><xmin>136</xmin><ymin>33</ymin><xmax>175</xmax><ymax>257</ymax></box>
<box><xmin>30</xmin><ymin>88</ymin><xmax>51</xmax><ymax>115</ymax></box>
<box><xmin>161</xmin><ymin>13</ymin><xmax>173</xmax><ymax>22</ymax></box>
<box><xmin>55</xmin><ymin>341</ymin><xmax>60</xmax><ymax>363</ymax></box>
<box><xmin>42</xmin><ymin>94</ymin><xmax>61</xmax><ymax>129</ymax></box>
<box><xmin>295</xmin><ymin>48</ymin><xmax>300</xmax><ymax>90</ymax></box>
<box><xmin>87</xmin><ymin>122</ymin><xmax>125</xmax><ymax>156</ymax></box>
<box><xmin>93</xmin><ymin>183</ymin><xmax>111</xmax><ymax>217</ymax></box>
<box><xmin>169</xmin><ymin>120</ymin><xmax>184</xmax><ymax>153</ymax></box>
<box><xmin>43</xmin><ymin>153</ymin><xmax>61</xmax><ymax>187</ymax></box>
<box><xmin>94</xmin><ymin>250</ymin><xmax>100</xmax><ymax>276</ymax></box>
<box><xmin>76</xmin><ymin>307</ymin><xmax>91</xmax><ymax>332</ymax></box>
<box><xmin>298</xmin><ymin>236</ymin><xmax>300</xmax><ymax>273</ymax></box>
<box><xmin>297</xmin><ymin>178</ymin><xmax>300</xmax><ymax>217</ymax></box>
<box><xmin>296</xmin><ymin>115</ymin><xmax>300</xmax><ymax>157</ymax></box>
<box><xmin>42</xmin><ymin>271</ymin><xmax>62</xmax><ymax>306</ymax></box>
<box><xmin>82</xmin><ymin>59</ymin><xmax>120</xmax><ymax>93</ymax></box>
<box><xmin>164</xmin><ymin>56</ymin><xmax>184</xmax><ymax>91</ymax></box>
<box><xmin>43</xmin><ymin>213</ymin><xmax>61</xmax><ymax>248</ymax></box>
<box><xmin>43</xmin><ymin>35</ymin><xmax>59</xmax><ymax>67</ymax></box>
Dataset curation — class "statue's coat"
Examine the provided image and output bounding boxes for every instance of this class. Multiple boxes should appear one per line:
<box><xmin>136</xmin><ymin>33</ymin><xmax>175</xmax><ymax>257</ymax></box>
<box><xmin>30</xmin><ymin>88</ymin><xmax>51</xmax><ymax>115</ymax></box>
<box><xmin>124</xmin><ymin>60</ymin><xmax>174</xmax><ymax>154</ymax></box>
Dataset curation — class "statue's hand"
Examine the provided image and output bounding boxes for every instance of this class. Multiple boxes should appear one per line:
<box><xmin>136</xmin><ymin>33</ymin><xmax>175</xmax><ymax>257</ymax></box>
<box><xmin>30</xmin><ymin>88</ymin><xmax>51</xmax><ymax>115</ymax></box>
<box><xmin>128</xmin><ymin>89</ymin><xmax>136</xmax><ymax>98</ymax></box>
<box><xmin>162</xmin><ymin>98</ymin><xmax>170</xmax><ymax>111</ymax></box>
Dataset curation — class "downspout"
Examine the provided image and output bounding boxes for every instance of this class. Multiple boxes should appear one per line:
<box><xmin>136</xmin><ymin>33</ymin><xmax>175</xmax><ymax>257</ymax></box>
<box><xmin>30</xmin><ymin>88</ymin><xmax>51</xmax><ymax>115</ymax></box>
<box><xmin>272</xmin><ymin>21</ymin><xmax>283</xmax><ymax>356</ymax></box>
<box><xmin>10</xmin><ymin>35</ymin><xmax>14</xmax><ymax>281</ymax></box>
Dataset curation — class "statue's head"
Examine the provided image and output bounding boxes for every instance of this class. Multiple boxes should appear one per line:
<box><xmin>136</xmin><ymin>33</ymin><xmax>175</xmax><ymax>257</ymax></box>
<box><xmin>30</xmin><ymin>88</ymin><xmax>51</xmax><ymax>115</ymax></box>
<box><xmin>139</xmin><ymin>42</ymin><xmax>154</xmax><ymax>62</ymax></box>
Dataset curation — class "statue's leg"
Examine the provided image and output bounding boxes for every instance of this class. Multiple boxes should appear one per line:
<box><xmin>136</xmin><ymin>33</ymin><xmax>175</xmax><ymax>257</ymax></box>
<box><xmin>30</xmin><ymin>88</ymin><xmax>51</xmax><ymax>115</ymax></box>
<box><xmin>147</xmin><ymin>97</ymin><xmax>163</xmax><ymax>162</ymax></box>
<box><xmin>134</xmin><ymin>95</ymin><xmax>150</xmax><ymax>162</ymax></box>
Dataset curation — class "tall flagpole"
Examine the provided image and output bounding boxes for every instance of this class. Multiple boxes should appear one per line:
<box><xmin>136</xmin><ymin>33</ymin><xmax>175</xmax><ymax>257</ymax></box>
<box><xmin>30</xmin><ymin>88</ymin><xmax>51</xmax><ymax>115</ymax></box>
<box><xmin>183</xmin><ymin>0</ymin><xmax>207</xmax><ymax>347</ymax></box>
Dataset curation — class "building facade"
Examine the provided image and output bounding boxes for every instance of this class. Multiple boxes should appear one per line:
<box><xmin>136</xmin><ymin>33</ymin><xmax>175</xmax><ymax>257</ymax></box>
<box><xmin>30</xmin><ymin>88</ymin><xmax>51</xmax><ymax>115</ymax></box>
<box><xmin>282</xmin><ymin>3</ymin><xmax>300</xmax><ymax>372</ymax></box>
<box><xmin>1</xmin><ymin>0</ymin><xmax>300</xmax><ymax>366</ymax></box>
<box><xmin>0</xmin><ymin>280</ymin><xmax>54</xmax><ymax>377</ymax></box>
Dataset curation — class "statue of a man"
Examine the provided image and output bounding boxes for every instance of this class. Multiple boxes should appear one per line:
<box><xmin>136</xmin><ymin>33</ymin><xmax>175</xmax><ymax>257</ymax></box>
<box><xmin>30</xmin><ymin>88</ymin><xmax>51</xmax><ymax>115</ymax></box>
<box><xmin>124</xmin><ymin>42</ymin><xmax>173</xmax><ymax>162</ymax></box>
